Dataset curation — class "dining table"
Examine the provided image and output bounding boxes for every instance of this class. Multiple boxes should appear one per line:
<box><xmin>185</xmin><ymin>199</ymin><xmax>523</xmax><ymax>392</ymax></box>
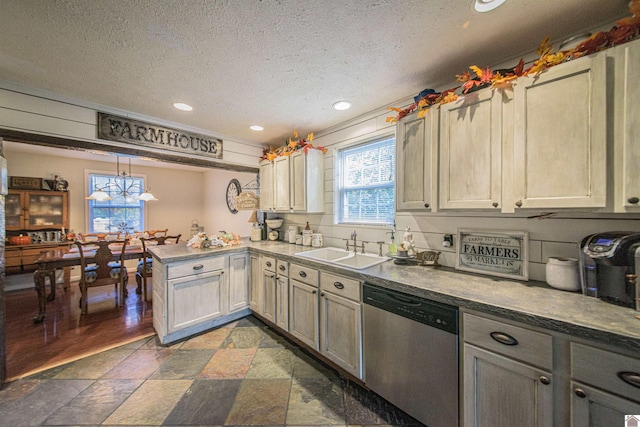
<box><xmin>32</xmin><ymin>243</ymin><xmax>145</xmax><ymax>323</ymax></box>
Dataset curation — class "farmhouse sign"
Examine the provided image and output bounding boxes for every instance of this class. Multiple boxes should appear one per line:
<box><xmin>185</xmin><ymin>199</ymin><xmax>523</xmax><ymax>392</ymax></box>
<box><xmin>97</xmin><ymin>113</ymin><xmax>223</xmax><ymax>159</ymax></box>
<box><xmin>235</xmin><ymin>192</ymin><xmax>260</xmax><ymax>210</ymax></box>
<box><xmin>456</xmin><ymin>229</ymin><xmax>528</xmax><ymax>280</ymax></box>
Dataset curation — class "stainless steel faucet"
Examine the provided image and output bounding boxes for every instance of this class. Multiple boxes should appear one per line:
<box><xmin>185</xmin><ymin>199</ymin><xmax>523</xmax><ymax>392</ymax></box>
<box><xmin>345</xmin><ymin>230</ymin><xmax>359</xmax><ymax>253</ymax></box>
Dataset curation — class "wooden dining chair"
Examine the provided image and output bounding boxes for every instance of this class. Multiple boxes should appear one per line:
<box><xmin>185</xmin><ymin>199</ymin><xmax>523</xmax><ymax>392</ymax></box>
<box><xmin>136</xmin><ymin>234</ymin><xmax>181</xmax><ymax>301</ymax></box>
<box><xmin>134</xmin><ymin>229</ymin><xmax>168</xmax><ymax>238</ymax></box>
<box><xmin>76</xmin><ymin>239</ymin><xmax>129</xmax><ymax>314</ymax></box>
<box><xmin>78</xmin><ymin>232</ymin><xmax>121</xmax><ymax>242</ymax></box>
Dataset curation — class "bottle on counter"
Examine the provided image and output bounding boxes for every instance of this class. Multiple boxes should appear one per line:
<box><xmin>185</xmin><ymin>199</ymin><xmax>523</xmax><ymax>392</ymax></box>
<box><xmin>305</xmin><ymin>221</ymin><xmax>311</xmax><ymax>231</ymax></box>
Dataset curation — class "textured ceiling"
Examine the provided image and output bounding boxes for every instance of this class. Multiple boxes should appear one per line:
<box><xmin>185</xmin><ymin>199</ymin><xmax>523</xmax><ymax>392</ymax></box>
<box><xmin>0</xmin><ymin>0</ymin><xmax>630</xmax><ymax>146</ymax></box>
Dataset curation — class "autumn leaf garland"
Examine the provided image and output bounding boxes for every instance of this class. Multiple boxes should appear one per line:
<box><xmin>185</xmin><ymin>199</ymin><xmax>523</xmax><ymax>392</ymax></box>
<box><xmin>386</xmin><ymin>0</ymin><xmax>640</xmax><ymax>123</ymax></box>
<box><xmin>260</xmin><ymin>131</ymin><xmax>328</xmax><ymax>161</ymax></box>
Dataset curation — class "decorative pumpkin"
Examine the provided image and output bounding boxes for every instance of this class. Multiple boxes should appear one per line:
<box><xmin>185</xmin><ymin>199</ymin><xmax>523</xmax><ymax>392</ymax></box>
<box><xmin>9</xmin><ymin>234</ymin><xmax>32</xmax><ymax>245</ymax></box>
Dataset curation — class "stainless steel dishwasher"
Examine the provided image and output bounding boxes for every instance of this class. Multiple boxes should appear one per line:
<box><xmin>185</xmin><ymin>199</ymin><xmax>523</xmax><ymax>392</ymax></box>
<box><xmin>363</xmin><ymin>283</ymin><xmax>459</xmax><ymax>427</ymax></box>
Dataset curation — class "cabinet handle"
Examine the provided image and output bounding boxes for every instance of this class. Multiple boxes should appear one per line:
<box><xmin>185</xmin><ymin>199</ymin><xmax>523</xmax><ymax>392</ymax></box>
<box><xmin>618</xmin><ymin>371</ymin><xmax>640</xmax><ymax>389</ymax></box>
<box><xmin>628</xmin><ymin>197</ymin><xmax>640</xmax><ymax>205</ymax></box>
<box><xmin>492</xmin><ymin>202</ymin><xmax>499</xmax><ymax>208</ymax></box>
<box><xmin>539</xmin><ymin>376</ymin><xmax>550</xmax><ymax>385</ymax></box>
<box><xmin>266</xmin><ymin>261</ymin><xmax>272</xmax><ymax>267</ymax></box>
<box><xmin>490</xmin><ymin>331</ymin><xmax>519</xmax><ymax>346</ymax></box>
<box><xmin>574</xmin><ymin>388</ymin><xmax>587</xmax><ymax>398</ymax></box>
<box><xmin>334</xmin><ymin>282</ymin><xmax>345</xmax><ymax>289</ymax></box>
<box><xmin>424</xmin><ymin>203</ymin><xmax>430</xmax><ymax>208</ymax></box>
<box><xmin>320</xmin><ymin>292</ymin><xmax>325</xmax><ymax>297</ymax></box>
<box><xmin>267</xmin><ymin>274</ymin><xmax>275</xmax><ymax>278</ymax></box>
<box><xmin>515</xmin><ymin>200</ymin><xmax>523</xmax><ymax>208</ymax></box>
<box><xmin>279</xmin><ymin>265</ymin><xmax>286</xmax><ymax>271</ymax></box>
<box><xmin>299</xmin><ymin>271</ymin><xmax>307</xmax><ymax>278</ymax></box>
<box><xmin>193</xmin><ymin>264</ymin><xmax>204</xmax><ymax>270</ymax></box>
<box><xmin>312</xmin><ymin>290</ymin><xmax>317</xmax><ymax>294</ymax></box>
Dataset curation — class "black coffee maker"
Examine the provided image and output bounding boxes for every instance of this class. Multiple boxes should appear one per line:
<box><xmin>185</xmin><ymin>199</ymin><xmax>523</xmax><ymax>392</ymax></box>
<box><xmin>579</xmin><ymin>232</ymin><xmax>640</xmax><ymax>310</ymax></box>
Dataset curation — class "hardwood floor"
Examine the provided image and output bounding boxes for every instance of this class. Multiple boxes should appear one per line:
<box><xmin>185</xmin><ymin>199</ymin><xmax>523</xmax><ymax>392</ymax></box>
<box><xmin>4</xmin><ymin>272</ymin><xmax>155</xmax><ymax>382</ymax></box>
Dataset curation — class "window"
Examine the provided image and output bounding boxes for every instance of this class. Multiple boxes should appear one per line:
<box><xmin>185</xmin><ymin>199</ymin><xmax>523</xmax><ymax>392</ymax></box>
<box><xmin>336</xmin><ymin>136</ymin><xmax>395</xmax><ymax>224</ymax></box>
<box><xmin>87</xmin><ymin>173</ymin><xmax>145</xmax><ymax>234</ymax></box>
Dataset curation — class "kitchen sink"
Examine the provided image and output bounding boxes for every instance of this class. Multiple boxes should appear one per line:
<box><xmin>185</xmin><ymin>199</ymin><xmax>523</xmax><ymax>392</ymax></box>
<box><xmin>295</xmin><ymin>247</ymin><xmax>389</xmax><ymax>270</ymax></box>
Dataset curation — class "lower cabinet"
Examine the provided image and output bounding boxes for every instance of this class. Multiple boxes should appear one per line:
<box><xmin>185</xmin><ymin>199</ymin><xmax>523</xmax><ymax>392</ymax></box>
<box><xmin>463</xmin><ymin>311</ymin><xmax>640</xmax><ymax>426</ymax></box>
<box><xmin>249</xmin><ymin>253</ymin><xmax>261</xmax><ymax>312</ymax></box>
<box><xmin>168</xmin><ymin>269</ymin><xmax>223</xmax><ymax>332</ymax></box>
<box><xmin>260</xmin><ymin>256</ymin><xmax>277</xmax><ymax>323</ymax></box>
<box><xmin>153</xmin><ymin>251</ymin><xmax>250</xmax><ymax>344</ymax></box>
<box><xmin>463</xmin><ymin>344</ymin><xmax>553</xmax><ymax>427</ymax></box>
<box><xmin>319</xmin><ymin>272</ymin><xmax>362</xmax><ymax>378</ymax></box>
<box><xmin>275</xmin><ymin>260</ymin><xmax>289</xmax><ymax>331</ymax></box>
<box><xmin>289</xmin><ymin>278</ymin><xmax>319</xmax><ymax>350</ymax></box>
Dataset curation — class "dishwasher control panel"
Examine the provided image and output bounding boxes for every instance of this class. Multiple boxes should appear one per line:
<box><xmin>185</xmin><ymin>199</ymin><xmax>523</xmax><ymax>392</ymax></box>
<box><xmin>363</xmin><ymin>283</ymin><xmax>458</xmax><ymax>334</ymax></box>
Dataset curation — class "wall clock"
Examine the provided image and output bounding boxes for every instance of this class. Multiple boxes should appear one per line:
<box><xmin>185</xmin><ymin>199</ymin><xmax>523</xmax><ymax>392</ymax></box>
<box><xmin>226</xmin><ymin>179</ymin><xmax>242</xmax><ymax>214</ymax></box>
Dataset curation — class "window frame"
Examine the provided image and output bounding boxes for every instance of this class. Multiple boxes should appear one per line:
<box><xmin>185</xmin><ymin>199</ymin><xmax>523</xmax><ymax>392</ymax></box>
<box><xmin>84</xmin><ymin>169</ymin><xmax>148</xmax><ymax>234</ymax></box>
<box><xmin>334</xmin><ymin>133</ymin><xmax>396</xmax><ymax>226</ymax></box>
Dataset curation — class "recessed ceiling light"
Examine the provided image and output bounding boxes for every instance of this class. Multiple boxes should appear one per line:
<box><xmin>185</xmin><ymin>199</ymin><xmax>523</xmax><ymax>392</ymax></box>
<box><xmin>250</xmin><ymin>125</ymin><xmax>264</xmax><ymax>131</ymax></box>
<box><xmin>474</xmin><ymin>0</ymin><xmax>506</xmax><ymax>12</ymax></box>
<box><xmin>173</xmin><ymin>102</ymin><xmax>193</xmax><ymax>111</ymax></box>
<box><xmin>333</xmin><ymin>101</ymin><xmax>352</xmax><ymax>111</ymax></box>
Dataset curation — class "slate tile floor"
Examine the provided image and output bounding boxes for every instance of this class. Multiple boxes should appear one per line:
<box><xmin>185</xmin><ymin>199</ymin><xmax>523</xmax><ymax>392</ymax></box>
<box><xmin>0</xmin><ymin>315</ymin><xmax>425</xmax><ymax>426</ymax></box>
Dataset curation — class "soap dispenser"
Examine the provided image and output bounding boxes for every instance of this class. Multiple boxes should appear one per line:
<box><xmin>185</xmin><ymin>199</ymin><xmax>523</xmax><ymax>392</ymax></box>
<box><xmin>386</xmin><ymin>221</ymin><xmax>397</xmax><ymax>255</ymax></box>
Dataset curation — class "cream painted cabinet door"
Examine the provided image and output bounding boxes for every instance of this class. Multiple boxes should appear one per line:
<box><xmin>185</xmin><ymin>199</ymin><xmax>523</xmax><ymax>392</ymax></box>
<box><xmin>319</xmin><ymin>291</ymin><xmax>362</xmax><ymax>378</ymax></box>
<box><xmin>276</xmin><ymin>275</ymin><xmax>289</xmax><ymax>331</ymax></box>
<box><xmin>273</xmin><ymin>156</ymin><xmax>291</xmax><ymax>211</ymax></box>
<box><xmin>463</xmin><ymin>344</ymin><xmax>553</xmax><ymax>427</ymax></box>
<box><xmin>167</xmin><ymin>270</ymin><xmax>224</xmax><ymax>333</ymax></box>
<box><xmin>290</xmin><ymin>149</ymin><xmax>325</xmax><ymax>213</ymax></box>
<box><xmin>613</xmin><ymin>39</ymin><xmax>640</xmax><ymax>212</ymax></box>
<box><xmin>261</xmin><ymin>269</ymin><xmax>277</xmax><ymax>323</ymax></box>
<box><xmin>228</xmin><ymin>253</ymin><xmax>248</xmax><ymax>314</ymax></box>
<box><xmin>289</xmin><ymin>279</ymin><xmax>319</xmax><ymax>350</ymax></box>
<box><xmin>259</xmin><ymin>160</ymin><xmax>274</xmax><ymax>211</ymax></box>
<box><xmin>571</xmin><ymin>382</ymin><xmax>640</xmax><ymax>427</ymax></box>
<box><xmin>249</xmin><ymin>254</ymin><xmax>261</xmax><ymax>312</ymax></box>
<box><xmin>512</xmin><ymin>53</ymin><xmax>607</xmax><ymax>211</ymax></box>
<box><xmin>396</xmin><ymin>109</ymin><xmax>438</xmax><ymax>211</ymax></box>
<box><xmin>439</xmin><ymin>89</ymin><xmax>503</xmax><ymax>210</ymax></box>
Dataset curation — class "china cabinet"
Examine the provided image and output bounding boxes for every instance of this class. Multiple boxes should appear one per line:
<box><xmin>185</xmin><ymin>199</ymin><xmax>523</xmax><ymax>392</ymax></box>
<box><xmin>395</xmin><ymin>109</ymin><xmax>438</xmax><ymax>211</ymax></box>
<box><xmin>6</xmin><ymin>189</ymin><xmax>69</xmax><ymax>231</ymax></box>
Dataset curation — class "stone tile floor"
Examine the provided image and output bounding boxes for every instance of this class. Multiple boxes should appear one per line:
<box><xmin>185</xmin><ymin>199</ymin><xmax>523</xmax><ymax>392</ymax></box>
<box><xmin>0</xmin><ymin>315</ymin><xmax>424</xmax><ymax>426</ymax></box>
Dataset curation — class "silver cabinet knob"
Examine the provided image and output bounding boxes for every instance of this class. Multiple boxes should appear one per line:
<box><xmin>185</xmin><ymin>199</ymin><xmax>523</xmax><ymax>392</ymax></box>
<box><xmin>515</xmin><ymin>200</ymin><xmax>523</xmax><ymax>208</ymax></box>
<box><xmin>539</xmin><ymin>376</ymin><xmax>550</xmax><ymax>385</ymax></box>
<box><xmin>628</xmin><ymin>197</ymin><xmax>639</xmax><ymax>204</ymax></box>
<box><xmin>574</xmin><ymin>388</ymin><xmax>587</xmax><ymax>398</ymax></box>
<box><xmin>492</xmin><ymin>202</ymin><xmax>499</xmax><ymax>208</ymax></box>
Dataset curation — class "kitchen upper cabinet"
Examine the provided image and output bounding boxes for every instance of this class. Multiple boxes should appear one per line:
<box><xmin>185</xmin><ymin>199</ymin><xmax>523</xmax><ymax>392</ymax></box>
<box><xmin>511</xmin><ymin>52</ymin><xmax>607</xmax><ymax>211</ymax></box>
<box><xmin>259</xmin><ymin>150</ymin><xmax>324</xmax><ymax>213</ymax></box>
<box><xmin>439</xmin><ymin>89</ymin><xmax>504</xmax><ymax>210</ymax></box>
<box><xmin>396</xmin><ymin>109</ymin><xmax>438</xmax><ymax>211</ymax></box>
<box><xmin>259</xmin><ymin>160</ymin><xmax>274</xmax><ymax>211</ymax></box>
<box><xmin>6</xmin><ymin>190</ymin><xmax>69</xmax><ymax>231</ymax></box>
<box><xmin>290</xmin><ymin>149</ymin><xmax>324</xmax><ymax>212</ymax></box>
<box><xmin>273</xmin><ymin>156</ymin><xmax>291</xmax><ymax>211</ymax></box>
<box><xmin>612</xmin><ymin>38</ymin><xmax>640</xmax><ymax>212</ymax></box>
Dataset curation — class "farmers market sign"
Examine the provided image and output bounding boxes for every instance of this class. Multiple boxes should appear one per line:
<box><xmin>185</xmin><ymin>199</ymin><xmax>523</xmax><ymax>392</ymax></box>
<box><xmin>97</xmin><ymin>112</ymin><xmax>222</xmax><ymax>159</ymax></box>
<box><xmin>456</xmin><ymin>230</ymin><xmax>529</xmax><ymax>280</ymax></box>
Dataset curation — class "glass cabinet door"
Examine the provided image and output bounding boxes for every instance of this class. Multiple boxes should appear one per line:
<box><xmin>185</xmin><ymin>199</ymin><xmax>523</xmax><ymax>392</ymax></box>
<box><xmin>27</xmin><ymin>193</ymin><xmax>65</xmax><ymax>228</ymax></box>
<box><xmin>6</xmin><ymin>193</ymin><xmax>23</xmax><ymax>228</ymax></box>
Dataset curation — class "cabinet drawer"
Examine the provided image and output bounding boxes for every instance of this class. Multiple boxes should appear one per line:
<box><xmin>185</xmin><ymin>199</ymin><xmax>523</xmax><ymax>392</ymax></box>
<box><xmin>262</xmin><ymin>256</ymin><xmax>276</xmax><ymax>272</ymax></box>
<box><xmin>320</xmin><ymin>272</ymin><xmax>360</xmax><ymax>301</ymax></box>
<box><xmin>463</xmin><ymin>313</ymin><xmax>553</xmax><ymax>370</ymax></box>
<box><xmin>276</xmin><ymin>259</ymin><xmax>289</xmax><ymax>277</ymax></box>
<box><xmin>167</xmin><ymin>256</ymin><xmax>225</xmax><ymax>280</ymax></box>
<box><xmin>290</xmin><ymin>263</ymin><xmax>318</xmax><ymax>287</ymax></box>
<box><xmin>571</xmin><ymin>342</ymin><xmax>640</xmax><ymax>402</ymax></box>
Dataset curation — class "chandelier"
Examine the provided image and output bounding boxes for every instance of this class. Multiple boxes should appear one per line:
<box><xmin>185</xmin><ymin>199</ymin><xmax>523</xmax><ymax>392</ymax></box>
<box><xmin>86</xmin><ymin>157</ymin><xmax>158</xmax><ymax>202</ymax></box>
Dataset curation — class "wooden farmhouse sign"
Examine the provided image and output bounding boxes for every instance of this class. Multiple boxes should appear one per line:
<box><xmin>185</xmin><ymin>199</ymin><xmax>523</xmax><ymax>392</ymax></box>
<box><xmin>97</xmin><ymin>112</ymin><xmax>223</xmax><ymax>159</ymax></box>
<box><xmin>456</xmin><ymin>229</ymin><xmax>529</xmax><ymax>280</ymax></box>
<box><xmin>235</xmin><ymin>192</ymin><xmax>260</xmax><ymax>210</ymax></box>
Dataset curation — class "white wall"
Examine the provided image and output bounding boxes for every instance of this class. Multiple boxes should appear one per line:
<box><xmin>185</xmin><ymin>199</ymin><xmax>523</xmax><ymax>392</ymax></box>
<box><xmin>202</xmin><ymin>168</ymin><xmax>258</xmax><ymax>238</ymax></box>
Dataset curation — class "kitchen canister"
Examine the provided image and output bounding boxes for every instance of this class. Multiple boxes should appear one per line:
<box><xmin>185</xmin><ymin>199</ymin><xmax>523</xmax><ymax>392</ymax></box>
<box><xmin>545</xmin><ymin>257</ymin><xmax>580</xmax><ymax>291</ymax></box>
<box><xmin>311</xmin><ymin>233</ymin><xmax>323</xmax><ymax>247</ymax></box>
<box><xmin>288</xmin><ymin>226</ymin><xmax>297</xmax><ymax>244</ymax></box>
<box><xmin>302</xmin><ymin>230</ymin><xmax>312</xmax><ymax>246</ymax></box>
<box><xmin>295</xmin><ymin>234</ymin><xmax>303</xmax><ymax>245</ymax></box>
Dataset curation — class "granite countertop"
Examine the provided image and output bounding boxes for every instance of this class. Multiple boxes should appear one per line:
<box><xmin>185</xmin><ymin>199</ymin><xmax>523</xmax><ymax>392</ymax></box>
<box><xmin>150</xmin><ymin>240</ymin><xmax>640</xmax><ymax>353</ymax></box>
